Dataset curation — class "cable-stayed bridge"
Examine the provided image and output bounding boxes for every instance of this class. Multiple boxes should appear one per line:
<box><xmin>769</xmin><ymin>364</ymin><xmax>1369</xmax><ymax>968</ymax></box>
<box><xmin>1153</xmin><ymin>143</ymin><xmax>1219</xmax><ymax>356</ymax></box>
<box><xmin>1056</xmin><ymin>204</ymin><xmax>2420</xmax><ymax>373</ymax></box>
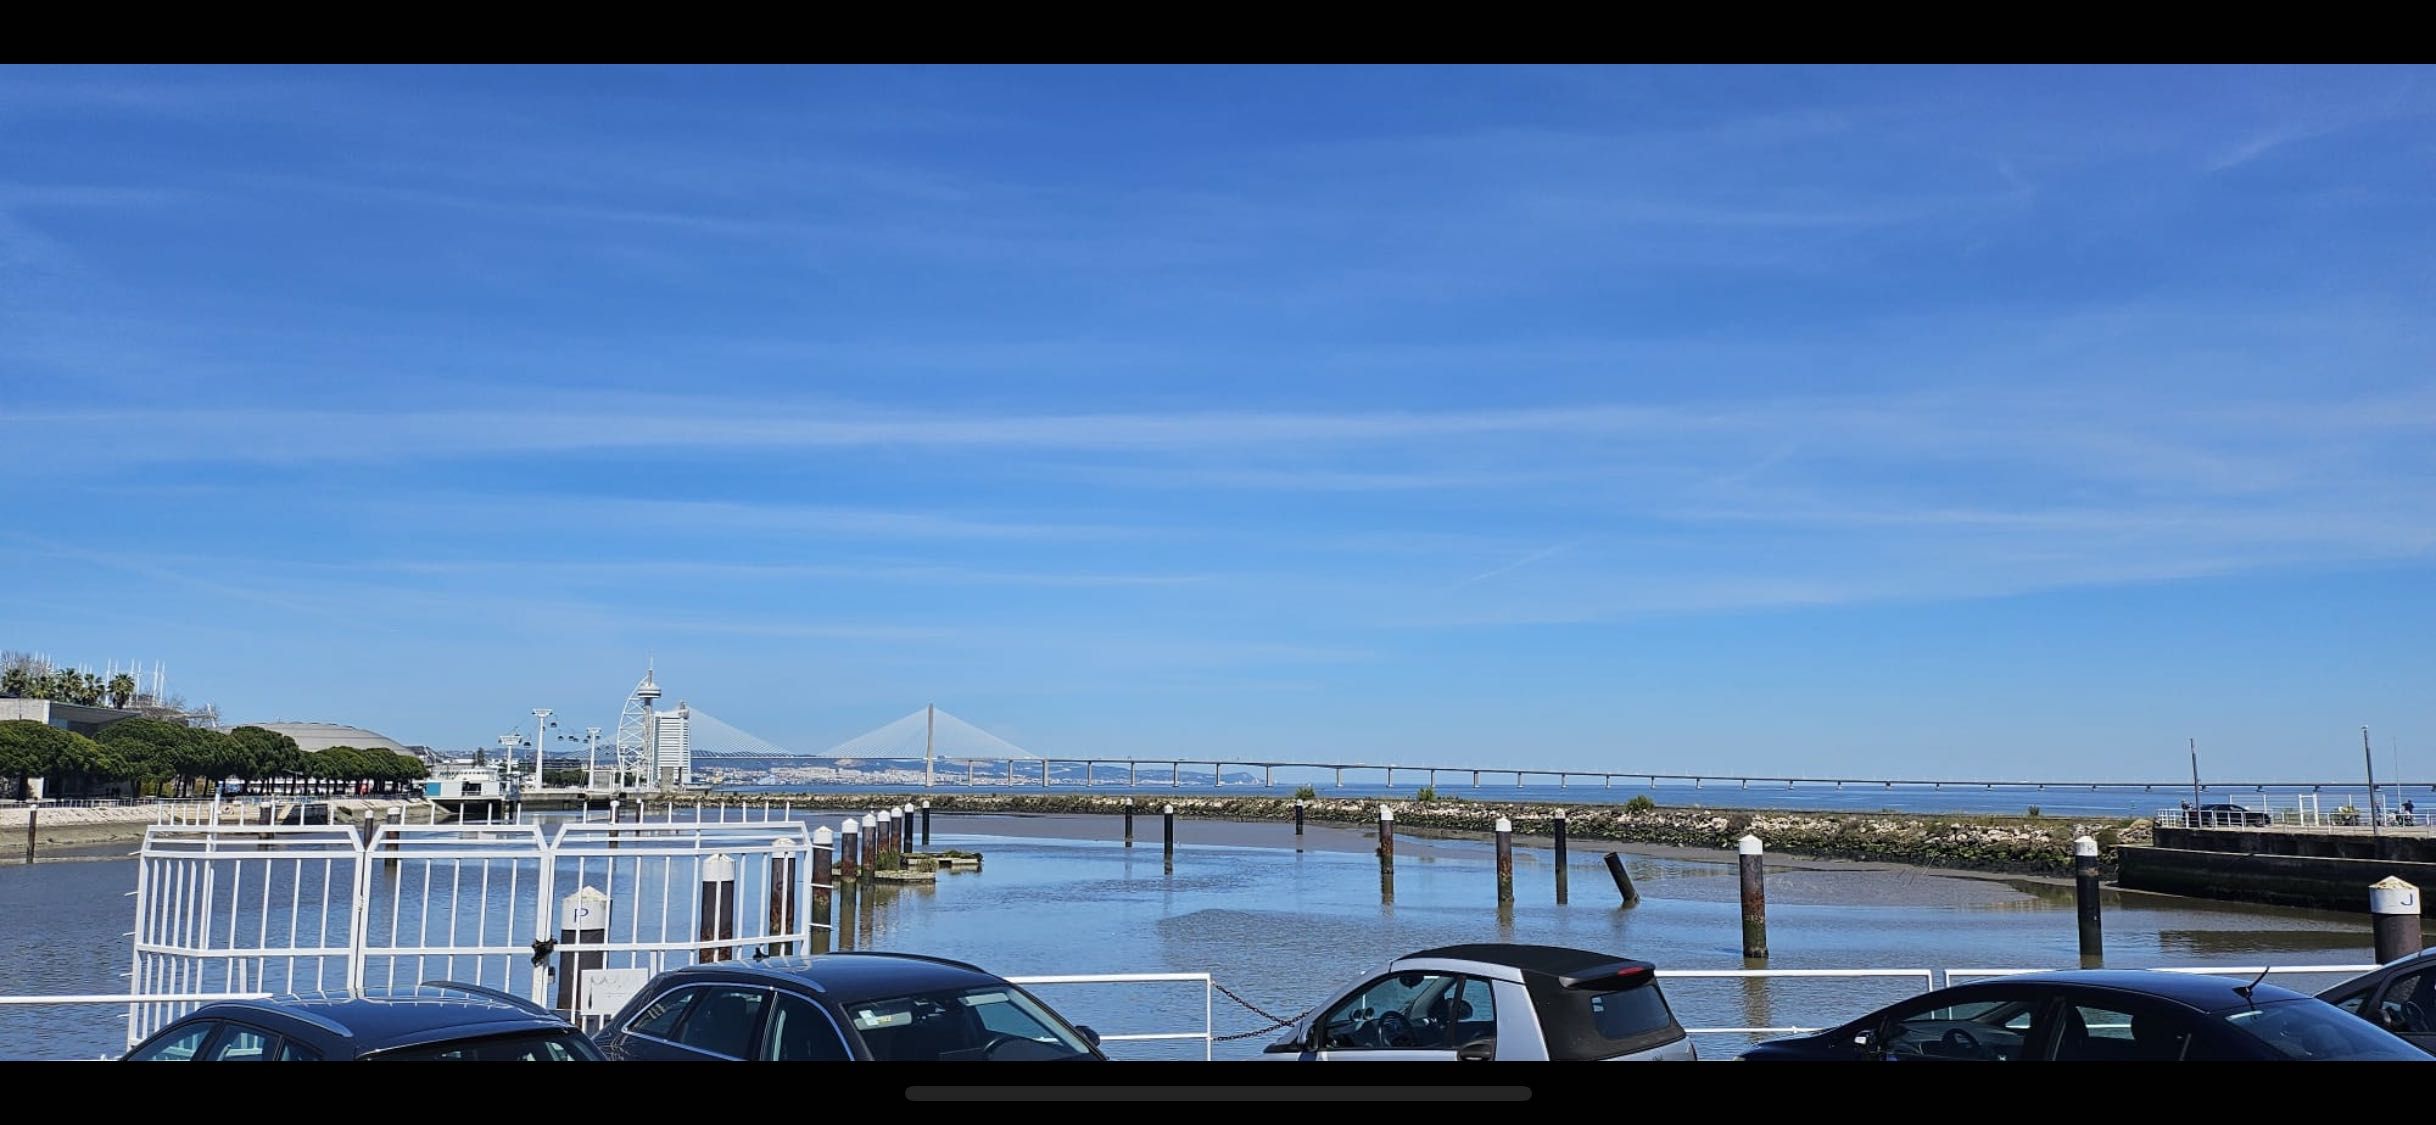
<box><xmin>557</xmin><ymin>668</ymin><xmax>2430</xmax><ymax>797</ymax></box>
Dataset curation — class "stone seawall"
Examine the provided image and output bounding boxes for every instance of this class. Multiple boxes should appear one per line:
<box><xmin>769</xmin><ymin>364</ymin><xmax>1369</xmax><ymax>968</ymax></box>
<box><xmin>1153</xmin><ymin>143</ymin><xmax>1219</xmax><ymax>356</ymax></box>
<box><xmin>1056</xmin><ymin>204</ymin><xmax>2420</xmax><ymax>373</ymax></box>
<box><xmin>2119</xmin><ymin>845</ymin><xmax>2436</xmax><ymax>915</ymax></box>
<box><xmin>2</xmin><ymin>798</ymin><xmax>420</xmax><ymax>858</ymax></box>
<box><xmin>734</xmin><ymin>792</ymin><xmax>2147</xmax><ymax>876</ymax></box>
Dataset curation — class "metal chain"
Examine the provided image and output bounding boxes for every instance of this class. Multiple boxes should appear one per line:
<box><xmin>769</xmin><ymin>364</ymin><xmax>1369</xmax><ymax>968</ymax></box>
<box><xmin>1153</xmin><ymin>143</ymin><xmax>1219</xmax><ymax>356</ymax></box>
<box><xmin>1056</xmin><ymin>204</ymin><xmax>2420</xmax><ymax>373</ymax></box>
<box><xmin>1209</xmin><ymin>979</ymin><xmax>1307</xmax><ymax>1042</ymax></box>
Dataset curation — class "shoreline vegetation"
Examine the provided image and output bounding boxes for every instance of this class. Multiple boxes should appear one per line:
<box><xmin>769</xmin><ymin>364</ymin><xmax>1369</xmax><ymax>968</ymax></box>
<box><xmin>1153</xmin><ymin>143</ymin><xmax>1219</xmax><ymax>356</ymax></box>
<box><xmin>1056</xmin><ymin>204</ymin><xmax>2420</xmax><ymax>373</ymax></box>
<box><xmin>3</xmin><ymin>791</ymin><xmax>2150</xmax><ymax>874</ymax></box>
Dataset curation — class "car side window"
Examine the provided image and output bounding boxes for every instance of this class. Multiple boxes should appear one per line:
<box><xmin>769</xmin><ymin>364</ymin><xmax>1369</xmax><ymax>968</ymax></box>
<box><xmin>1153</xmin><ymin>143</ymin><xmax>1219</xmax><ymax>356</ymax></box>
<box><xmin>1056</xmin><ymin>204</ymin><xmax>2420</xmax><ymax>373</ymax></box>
<box><xmin>277</xmin><ymin>1040</ymin><xmax>323</xmax><ymax>1061</ymax></box>
<box><xmin>627</xmin><ymin>988</ymin><xmax>698</xmax><ymax>1040</ymax></box>
<box><xmin>1877</xmin><ymin>995</ymin><xmax>2044</xmax><ymax>1061</ymax></box>
<box><xmin>1446</xmin><ymin>977</ymin><xmax>1497</xmax><ymax>1041</ymax></box>
<box><xmin>2326</xmin><ymin>990</ymin><xmax>2368</xmax><ymax>1015</ymax></box>
<box><xmin>671</xmin><ymin>986</ymin><xmax>768</xmax><ymax>1059</ymax></box>
<box><xmin>2053</xmin><ymin>1001</ymin><xmax>2190</xmax><ymax>1062</ymax></box>
<box><xmin>204</xmin><ymin>1026</ymin><xmax>275</xmax><ymax>1062</ymax></box>
<box><xmin>127</xmin><ymin>1022</ymin><xmax>218</xmax><ymax>1062</ymax></box>
<box><xmin>2375</xmin><ymin>971</ymin><xmax>2431</xmax><ymax>1034</ymax></box>
<box><xmin>764</xmin><ymin>992</ymin><xmax>851</xmax><ymax>1061</ymax></box>
<box><xmin>1318</xmin><ymin>972</ymin><xmax>1465</xmax><ymax>1051</ymax></box>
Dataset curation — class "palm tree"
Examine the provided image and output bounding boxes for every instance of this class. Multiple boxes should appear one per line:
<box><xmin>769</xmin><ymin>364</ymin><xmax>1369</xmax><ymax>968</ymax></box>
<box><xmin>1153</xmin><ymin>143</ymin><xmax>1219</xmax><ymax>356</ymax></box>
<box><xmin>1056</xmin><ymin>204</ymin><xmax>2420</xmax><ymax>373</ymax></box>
<box><xmin>107</xmin><ymin>673</ymin><xmax>136</xmax><ymax>709</ymax></box>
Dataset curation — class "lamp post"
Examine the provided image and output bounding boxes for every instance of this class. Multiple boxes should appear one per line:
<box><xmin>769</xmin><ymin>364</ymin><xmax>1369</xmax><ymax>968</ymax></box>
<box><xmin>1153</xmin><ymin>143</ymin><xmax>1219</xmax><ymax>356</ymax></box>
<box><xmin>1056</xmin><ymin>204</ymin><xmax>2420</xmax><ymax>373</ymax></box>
<box><xmin>586</xmin><ymin>727</ymin><xmax>602</xmax><ymax>790</ymax></box>
<box><xmin>2188</xmin><ymin>737</ymin><xmax>2202</xmax><ymax>822</ymax></box>
<box><xmin>2364</xmin><ymin>726</ymin><xmax>2381</xmax><ymax>844</ymax></box>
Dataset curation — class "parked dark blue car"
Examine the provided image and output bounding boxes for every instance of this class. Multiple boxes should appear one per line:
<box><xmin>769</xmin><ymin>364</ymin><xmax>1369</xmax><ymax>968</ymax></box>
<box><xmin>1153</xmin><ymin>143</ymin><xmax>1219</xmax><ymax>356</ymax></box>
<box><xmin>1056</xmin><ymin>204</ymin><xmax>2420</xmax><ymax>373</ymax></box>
<box><xmin>122</xmin><ymin>982</ymin><xmax>604</xmax><ymax>1061</ymax></box>
<box><xmin>594</xmin><ymin>952</ymin><xmax>1106</xmax><ymax>1062</ymax></box>
<box><xmin>1739</xmin><ymin>970</ymin><xmax>2431</xmax><ymax>1062</ymax></box>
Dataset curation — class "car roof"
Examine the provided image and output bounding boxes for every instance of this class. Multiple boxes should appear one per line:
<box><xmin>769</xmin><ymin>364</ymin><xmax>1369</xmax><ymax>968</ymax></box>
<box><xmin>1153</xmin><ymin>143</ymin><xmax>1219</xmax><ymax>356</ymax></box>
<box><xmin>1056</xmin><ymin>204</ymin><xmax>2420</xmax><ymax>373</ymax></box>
<box><xmin>651</xmin><ymin>952</ymin><xmax>1007</xmax><ymax>1005</ymax></box>
<box><xmin>1398</xmin><ymin>943</ymin><xmax>1654</xmax><ymax>983</ymax></box>
<box><xmin>2321</xmin><ymin>948</ymin><xmax>2436</xmax><ymax>995</ymax></box>
<box><xmin>187</xmin><ymin>986</ymin><xmax>574</xmax><ymax>1053</ymax></box>
<box><xmin>1954</xmin><ymin>970</ymin><xmax>2315</xmax><ymax>1012</ymax></box>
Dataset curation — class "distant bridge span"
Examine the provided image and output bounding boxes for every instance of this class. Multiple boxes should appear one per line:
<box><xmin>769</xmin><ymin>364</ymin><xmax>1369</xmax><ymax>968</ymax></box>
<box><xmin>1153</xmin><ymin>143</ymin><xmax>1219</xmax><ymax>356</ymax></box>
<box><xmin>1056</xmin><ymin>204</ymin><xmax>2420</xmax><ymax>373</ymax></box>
<box><xmin>685</xmin><ymin>750</ymin><xmax>2413</xmax><ymax>795</ymax></box>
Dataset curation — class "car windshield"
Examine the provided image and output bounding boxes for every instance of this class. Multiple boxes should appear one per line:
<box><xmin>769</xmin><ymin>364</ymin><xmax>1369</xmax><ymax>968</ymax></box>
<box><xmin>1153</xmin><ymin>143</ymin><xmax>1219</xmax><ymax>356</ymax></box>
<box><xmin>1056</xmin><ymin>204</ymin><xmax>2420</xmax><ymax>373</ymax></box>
<box><xmin>368</xmin><ymin>1029</ymin><xmax>604</xmax><ymax>1061</ymax></box>
<box><xmin>2219</xmin><ymin>999</ymin><xmax>2431</xmax><ymax>1061</ymax></box>
<box><xmin>845</xmin><ymin>986</ymin><xmax>1095</xmax><ymax>1061</ymax></box>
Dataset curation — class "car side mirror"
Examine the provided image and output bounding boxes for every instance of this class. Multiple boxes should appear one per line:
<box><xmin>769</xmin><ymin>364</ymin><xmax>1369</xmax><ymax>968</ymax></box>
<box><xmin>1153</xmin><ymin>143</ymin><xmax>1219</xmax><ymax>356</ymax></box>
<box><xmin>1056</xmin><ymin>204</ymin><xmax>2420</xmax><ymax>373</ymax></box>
<box><xmin>1456</xmin><ymin>1038</ymin><xmax>1495</xmax><ymax>1062</ymax></box>
<box><xmin>1075</xmin><ymin>1025</ymin><xmax>1101</xmax><ymax>1048</ymax></box>
<box><xmin>1263</xmin><ymin>1032</ymin><xmax>1307</xmax><ymax>1055</ymax></box>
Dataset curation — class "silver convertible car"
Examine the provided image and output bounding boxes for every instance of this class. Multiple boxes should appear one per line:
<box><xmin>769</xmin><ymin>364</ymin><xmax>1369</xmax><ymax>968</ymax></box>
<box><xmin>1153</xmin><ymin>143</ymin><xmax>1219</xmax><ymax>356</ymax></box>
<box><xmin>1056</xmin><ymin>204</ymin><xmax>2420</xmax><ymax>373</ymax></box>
<box><xmin>1260</xmin><ymin>943</ymin><xmax>1696</xmax><ymax>1061</ymax></box>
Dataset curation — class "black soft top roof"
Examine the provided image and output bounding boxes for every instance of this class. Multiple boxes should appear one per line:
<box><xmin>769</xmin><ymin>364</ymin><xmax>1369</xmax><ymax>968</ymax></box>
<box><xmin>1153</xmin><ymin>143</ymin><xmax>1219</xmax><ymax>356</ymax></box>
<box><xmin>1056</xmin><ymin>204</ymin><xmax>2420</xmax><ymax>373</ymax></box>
<box><xmin>1402</xmin><ymin>944</ymin><xmax>1654</xmax><ymax>982</ymax></box>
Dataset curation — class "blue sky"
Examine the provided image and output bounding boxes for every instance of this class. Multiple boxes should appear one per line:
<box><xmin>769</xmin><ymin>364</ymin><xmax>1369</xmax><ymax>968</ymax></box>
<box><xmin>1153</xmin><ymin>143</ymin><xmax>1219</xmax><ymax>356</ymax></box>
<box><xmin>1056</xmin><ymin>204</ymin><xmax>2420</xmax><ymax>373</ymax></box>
<box><xmin>3</xmin><ymin>65</ymin><xmax>2432</xmax><ymax>781</ymax></box>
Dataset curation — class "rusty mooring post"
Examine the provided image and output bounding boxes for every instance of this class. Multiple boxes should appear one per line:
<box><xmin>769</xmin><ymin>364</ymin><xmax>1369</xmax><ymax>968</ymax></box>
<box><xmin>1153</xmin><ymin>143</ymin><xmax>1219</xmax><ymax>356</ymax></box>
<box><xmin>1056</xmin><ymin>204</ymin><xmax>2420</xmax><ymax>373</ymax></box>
<box><xmin>1162</xmin><ymin>804</ymin><xmax>1175</xmax><ymax>873</ymax></box>
<box><xmin>836</xmin><ymin>820</ymin><xmax>860</xmax><ymax>951</ymax></box>
<box><xmin>1738</xmin><ymin>835</ymin><xmax>1768</xmax><ymax>959</ymax></box>
<box><xmin>1378</xmin><ymin>805</ymin><xmax>1396</xmax><ymax>903</ymax></box>
<box><xmin>1124</xmin><ymin>797</ymin><xmax>1135</xmax><ymax>848</ymax></box>
<box><xmin>698</xmin><ymin>854</ymin><xmax>737</xmax><ymax>963</ymax></box>
<box><xmin>810</xmin><ymin>826</ymin><xmax>834</xmax><ymax>954</ymax></box>
<box><xmin>767</xmin><ymin>841</ymin><xmax>798</xmax><ymax>956</ymax></box>
<box><xmin>1553</xmin><ymin>809</ymin><xmax>1569</xmax><ymax>905</ymax></box>
<box><xmin>1294</xmin><ymin>800</ymin><xmax>1305</xmax><ymax>843</ymax></box>
<box><xmin>1494</xmin><ymin>817</ymin><xmax>1514</xmax><ymax>907</ymax></box>
<box><xmin>1604</xmin><ymin>851</ymin><xmax>1639</xmax><ymax>906</ymax></box>
<box><xmin>2075</xmin><ymin>835</ymin><xmax>2104</xmax><ymax>964</ymax></box>
<box><xmin>555</xmin><ymin>886</ymin><xmax>609</xmax><ymax>1016</ymax></box>
<box><xmin>22</xmin><ymin>806</ymin><xmax>34</xmax><ymax>865</ymax></box>
<box><xmin>2372</xmin><ymin>877</ymin><xmax>2423</xmax><ymax>963</ymax></box>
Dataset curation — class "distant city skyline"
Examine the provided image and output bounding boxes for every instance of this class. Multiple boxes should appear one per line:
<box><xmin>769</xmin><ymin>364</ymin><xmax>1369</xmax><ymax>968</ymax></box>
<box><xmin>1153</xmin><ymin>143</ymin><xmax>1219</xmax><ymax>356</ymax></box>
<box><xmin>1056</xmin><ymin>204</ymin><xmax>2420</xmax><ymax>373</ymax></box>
<box><xmin>3</xmin><ymin>65</ymin><xmax>2431</xmax><ymax>778</ymax></box>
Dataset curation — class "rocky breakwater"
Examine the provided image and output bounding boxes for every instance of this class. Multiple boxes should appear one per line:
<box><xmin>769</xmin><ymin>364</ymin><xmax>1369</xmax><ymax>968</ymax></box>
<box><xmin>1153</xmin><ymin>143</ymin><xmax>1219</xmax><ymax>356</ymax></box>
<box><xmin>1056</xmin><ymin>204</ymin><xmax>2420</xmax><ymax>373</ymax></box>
<box><xmin>748</xmin><ymin>792</ymin><xmax>2151</xmax><ymax>876</ymax></box>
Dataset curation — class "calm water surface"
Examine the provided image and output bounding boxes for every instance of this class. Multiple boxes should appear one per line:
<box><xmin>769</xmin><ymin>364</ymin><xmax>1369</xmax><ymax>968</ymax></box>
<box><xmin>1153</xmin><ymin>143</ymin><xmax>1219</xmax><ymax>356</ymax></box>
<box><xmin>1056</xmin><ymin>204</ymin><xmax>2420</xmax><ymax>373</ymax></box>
<box><xmin>0</xmin><ymin>811</ymin><xmax>2390</xmax><ymax>1060</ymax></box>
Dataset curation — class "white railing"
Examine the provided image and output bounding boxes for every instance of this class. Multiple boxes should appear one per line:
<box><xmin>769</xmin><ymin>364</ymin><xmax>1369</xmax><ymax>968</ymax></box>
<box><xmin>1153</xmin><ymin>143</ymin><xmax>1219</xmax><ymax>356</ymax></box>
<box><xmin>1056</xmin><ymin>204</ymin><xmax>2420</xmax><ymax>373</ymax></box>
<box><xmin>1008</xmin><ymin>972</ymin><xmax>1216</xmax><ymax>1060</ymax></box>
<box><xmin>1667</xmin><ymin>968</ymin><xmax>1939</xmax><ymax>1037</ymax></box>
<box><xmin>2159</xmin><ymin>801</ymin><xmax>2429</xmax><ymax>832</ymax></box>
<box><xmin>123</xmin><ymin>811</ymin><xmax>837</xmax><ymax>1046</ymax></box>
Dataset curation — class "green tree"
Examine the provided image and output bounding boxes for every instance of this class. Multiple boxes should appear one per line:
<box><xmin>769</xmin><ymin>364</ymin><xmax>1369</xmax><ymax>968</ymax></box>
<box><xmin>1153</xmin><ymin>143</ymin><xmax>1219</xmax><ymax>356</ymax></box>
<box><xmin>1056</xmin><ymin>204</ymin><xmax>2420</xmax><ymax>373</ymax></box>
<box><xmin>0</xmin><ymin>720</ymin><xmax>75</xmax><ymax>798</ymax></box>
<box><xmin>48</xmin><ymin>732</ymin><xmax>129</xmax><ymax>793</ymax></box>
<box><xmin>43</xmin><ymin>669</ymin><xmax>107</xmax><ymax>706</ymax></box>
<box><xmin>0</xmin><ymin>721</ymin><xmax>131</xmax><ymax>797</ymax></box>
<box><xmin>228</xmin><ymin>726</ymin><xmax>299</xmax><ymax>794</ymax></box>
<box><xmin>97</xmin><ymin>717</ymin><xmax>197</xmax><ymax>797</ymax></box>
<box><xmin>318</xmin><ymin>746</ymin><xmax>369</xmax><ymax>794</ymax></box>
<box><xmin>107</xmin><ymin>673</ymin><xmax>137</xmax><ymax>709</ymax></box>
<box><xmin>182</xmin><ymin>728</ymin><xmax>243</xmax><ymax>795</ymax></box>
<box><xmin>0</xmin><ymin>664</ymin><xmax>35</xmax><ymax>699</ymax></box>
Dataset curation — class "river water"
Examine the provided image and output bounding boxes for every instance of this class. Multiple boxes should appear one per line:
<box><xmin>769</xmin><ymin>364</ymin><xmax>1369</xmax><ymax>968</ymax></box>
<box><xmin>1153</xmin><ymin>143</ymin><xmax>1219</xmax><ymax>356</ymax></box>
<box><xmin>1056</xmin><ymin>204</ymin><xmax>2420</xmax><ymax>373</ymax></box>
<box><xmin>0</xmin><ymin>811</ymin><xmax>2395</xmax><ymax>1061</ymax></box>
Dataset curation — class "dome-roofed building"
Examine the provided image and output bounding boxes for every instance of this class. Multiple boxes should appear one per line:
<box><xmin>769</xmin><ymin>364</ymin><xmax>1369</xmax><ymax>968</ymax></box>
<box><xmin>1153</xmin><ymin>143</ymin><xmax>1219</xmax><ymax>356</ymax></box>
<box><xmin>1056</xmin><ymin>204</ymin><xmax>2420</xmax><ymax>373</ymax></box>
<box><xmin>240</xmin><ymin>722</ymin><xmax>415</xmax><ymax>755</ymax></box>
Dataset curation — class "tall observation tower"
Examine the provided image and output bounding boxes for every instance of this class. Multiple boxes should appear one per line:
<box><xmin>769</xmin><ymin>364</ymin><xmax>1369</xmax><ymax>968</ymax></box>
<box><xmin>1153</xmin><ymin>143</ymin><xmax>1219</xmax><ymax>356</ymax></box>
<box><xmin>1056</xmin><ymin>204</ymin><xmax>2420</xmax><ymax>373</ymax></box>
<box><xmin>613</xmin><ymin>665</ymin><xmax>662</xmax><ymax>789</ymax></box>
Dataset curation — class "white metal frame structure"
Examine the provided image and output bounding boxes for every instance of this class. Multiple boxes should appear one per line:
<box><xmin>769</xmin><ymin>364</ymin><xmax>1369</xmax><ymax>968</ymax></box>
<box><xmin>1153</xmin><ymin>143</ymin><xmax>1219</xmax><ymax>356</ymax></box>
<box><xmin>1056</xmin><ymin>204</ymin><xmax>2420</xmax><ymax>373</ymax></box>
<box><xmin>122</xmin><ymin>816</ymin><xmax>826</xmax><ymax>1048</ymax></box>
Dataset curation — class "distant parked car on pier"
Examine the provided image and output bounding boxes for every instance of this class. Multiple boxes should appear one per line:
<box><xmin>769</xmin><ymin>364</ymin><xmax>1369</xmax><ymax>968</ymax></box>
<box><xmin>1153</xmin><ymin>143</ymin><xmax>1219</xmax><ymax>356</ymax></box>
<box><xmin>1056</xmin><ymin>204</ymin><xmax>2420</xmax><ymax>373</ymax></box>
<box><xmin>593</xmin><ymin>952</ymin><xmax>1107</xmax><ymax>1062</ymax></box>
<box><xmin>122</xmin><ymin>982</ymin><xmax>604</xmax><ymax>1061</ymax></box>
<box><xmin>2188</xmin><ymin>804</ymin><xmax>2273</xmax><ymax>828</ymax></box>
<box><xmin>2318</xmin><ymin>950</ymin><xmax>2436</xmax><ymax>1056</ymax></box>
<box><xmin>1738</xmin><ymin>970</ymin><xmax>2431</xmax><ymax>1062</ymax></box>
<box><xmin>1258</xmin><ymin>943</ymin><xmax>1696</xmax><ymax>1061</ymax></box>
